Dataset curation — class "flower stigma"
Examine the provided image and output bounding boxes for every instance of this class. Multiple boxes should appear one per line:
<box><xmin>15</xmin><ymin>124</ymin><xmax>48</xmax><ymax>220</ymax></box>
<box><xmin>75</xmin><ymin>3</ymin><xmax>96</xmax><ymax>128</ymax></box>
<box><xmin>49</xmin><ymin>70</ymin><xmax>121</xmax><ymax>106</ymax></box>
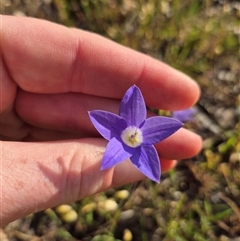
<box><xmin>121</xmin><ymin>126</ymin><xmax>143</xmax><ymax>147</ymax></box>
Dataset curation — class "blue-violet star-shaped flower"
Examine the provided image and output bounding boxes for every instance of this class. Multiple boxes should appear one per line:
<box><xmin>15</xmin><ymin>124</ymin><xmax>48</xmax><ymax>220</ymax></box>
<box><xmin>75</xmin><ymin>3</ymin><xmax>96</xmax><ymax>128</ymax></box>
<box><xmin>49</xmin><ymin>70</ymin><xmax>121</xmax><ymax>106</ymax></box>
<box><xmin>88</xmin><ymin>85</ymin><xmax>183</xmax><ymax>183</ymax></box>
<box><xmin>172</xmin><ymin>108</ymin><xmax>195</xmax><ymax>123</ymax></box>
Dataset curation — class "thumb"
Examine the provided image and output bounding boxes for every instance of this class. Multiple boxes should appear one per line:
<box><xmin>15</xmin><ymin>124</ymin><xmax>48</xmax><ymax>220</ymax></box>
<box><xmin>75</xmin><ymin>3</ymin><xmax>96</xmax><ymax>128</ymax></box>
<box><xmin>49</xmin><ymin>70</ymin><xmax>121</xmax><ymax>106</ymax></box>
<box><xmin>1</xmin><ymin>139</ymin><xmax>145</xmax><ymax>225</ymax></box>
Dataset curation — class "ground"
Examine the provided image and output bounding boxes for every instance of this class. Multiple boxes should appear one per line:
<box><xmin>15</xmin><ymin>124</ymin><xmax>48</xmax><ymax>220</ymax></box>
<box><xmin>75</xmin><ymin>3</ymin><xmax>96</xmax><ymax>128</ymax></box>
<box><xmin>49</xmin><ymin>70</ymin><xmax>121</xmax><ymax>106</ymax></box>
<box><xmin>1</xmin><ymin>0</ymin><xmax>239</xmax><ymax>240</ymax></box>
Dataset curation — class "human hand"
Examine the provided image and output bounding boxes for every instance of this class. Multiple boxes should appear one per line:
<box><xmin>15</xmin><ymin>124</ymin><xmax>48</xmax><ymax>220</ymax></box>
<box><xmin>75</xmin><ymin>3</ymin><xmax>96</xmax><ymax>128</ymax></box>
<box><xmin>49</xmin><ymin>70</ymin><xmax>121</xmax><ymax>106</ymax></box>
<box><xmin>0</xmin><ymin>15</ymin><xmax>202</xmax><ymax>226</ymax></box>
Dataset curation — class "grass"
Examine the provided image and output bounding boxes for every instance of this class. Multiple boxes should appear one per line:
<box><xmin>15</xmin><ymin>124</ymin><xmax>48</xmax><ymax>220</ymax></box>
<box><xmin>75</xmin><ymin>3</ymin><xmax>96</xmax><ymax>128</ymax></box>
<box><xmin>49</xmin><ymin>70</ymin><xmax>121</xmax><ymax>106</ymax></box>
<box><xmin>2</xmin><ymin>0</ymin><xmax>240</xmax><ymax>240</ymax></box>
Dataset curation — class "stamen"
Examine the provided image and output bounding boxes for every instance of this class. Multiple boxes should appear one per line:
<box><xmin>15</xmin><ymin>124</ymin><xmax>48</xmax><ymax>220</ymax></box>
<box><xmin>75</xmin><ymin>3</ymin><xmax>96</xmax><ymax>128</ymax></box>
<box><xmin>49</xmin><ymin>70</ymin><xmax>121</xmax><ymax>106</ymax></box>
<box><xmin>121</xmin><ymin>126</ymin><xmax>143</xmax><ymax>147</ymax></box>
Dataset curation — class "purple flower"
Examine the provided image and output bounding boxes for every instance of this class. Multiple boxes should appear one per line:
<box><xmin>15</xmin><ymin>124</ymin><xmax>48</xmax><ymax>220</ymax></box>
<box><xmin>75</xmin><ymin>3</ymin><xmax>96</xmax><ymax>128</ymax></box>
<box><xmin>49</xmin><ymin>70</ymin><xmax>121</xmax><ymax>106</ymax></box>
<box><xmin>172</xmin><ymin>108</ymin><xmax>195</xmax><ymax>123</ymax></box>
<box><xmin>88</xmin><ymin>85</ymin><xmax>183</xmax><ymax>183</ymax></box>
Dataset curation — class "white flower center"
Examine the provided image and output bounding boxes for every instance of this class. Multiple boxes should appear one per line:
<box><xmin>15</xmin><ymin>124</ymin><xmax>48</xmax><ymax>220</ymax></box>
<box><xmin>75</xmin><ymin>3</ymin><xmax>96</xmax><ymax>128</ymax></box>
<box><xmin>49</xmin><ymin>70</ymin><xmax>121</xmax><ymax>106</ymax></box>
<box><xmin>121</xmin><ymin>126</ymin><xmax>143</xmax><ymax>147</ymax></box>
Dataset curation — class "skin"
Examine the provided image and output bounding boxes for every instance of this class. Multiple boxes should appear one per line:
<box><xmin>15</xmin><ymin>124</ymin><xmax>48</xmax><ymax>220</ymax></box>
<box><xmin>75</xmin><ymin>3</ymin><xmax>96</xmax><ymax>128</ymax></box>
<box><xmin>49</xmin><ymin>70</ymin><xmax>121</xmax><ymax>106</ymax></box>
<box><xmin>0</xmin><ymin>15</ymin><xmax>202</xmax><ymax>226</ymax></box>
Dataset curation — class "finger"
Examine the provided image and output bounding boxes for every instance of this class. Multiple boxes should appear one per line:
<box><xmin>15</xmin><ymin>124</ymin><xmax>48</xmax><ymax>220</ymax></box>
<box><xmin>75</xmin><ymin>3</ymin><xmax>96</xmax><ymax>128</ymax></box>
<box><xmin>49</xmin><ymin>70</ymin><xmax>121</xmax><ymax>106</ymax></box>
<box><xmin>160</xmin><ymin>159</ymin><xmax>177</xmax><ymax>172</ymax></box>
<box><xmin>0</xmin><ymin>56</ymin><xmax>17</xmax><ymax>113</ymax></box>
<box><xmin>0</xmin><ymin>55</ymin><xmax>22</xmax><ymax>139</ymax></box>
<box><xmin>3</xmin><ymin>15</ymin><xmax>200</xmax><ymax>110</ymax></box>
<box><xmin>28</xmin><ymin>129</ymin><xmax>201</xmax><ymax>160</ymax></box>
<box><xmin>23</xmin><ymin>127</ymin><xmax>82</xmax><ymax>141</ymax></box>
<box><xmin>15</xmin><ymin>90</ymin><xmax>202</xmax><ymax>159</ymax></box>
<box><xmin>15</xmin><ymin>90</ymin><xmax>119</xmax><ymax>135</ymax></box>
<box><xmin>156</xmin><ymin>129</ymin><xmax>202</xmax><ymax>159</ymax></box>
<box><xmin>2</xmin><ymin>139</ymin><xmax>176</xmax><ymax>225</ymax></box>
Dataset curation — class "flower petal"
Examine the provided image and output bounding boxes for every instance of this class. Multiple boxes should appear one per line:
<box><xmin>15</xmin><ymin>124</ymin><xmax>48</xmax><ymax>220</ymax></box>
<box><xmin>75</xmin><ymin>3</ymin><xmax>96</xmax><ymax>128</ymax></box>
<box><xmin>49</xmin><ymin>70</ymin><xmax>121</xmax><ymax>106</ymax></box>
<box><xmin>89</xmin><ymin>110</ymin><xmax>127</xmax><ymax>140</ymax></box>
<box><xmin>130</xmin><ymin>145</ymin><xmax>160</xmax><ymax>182</ymax></box>
<box><xmin>119</xmin><ymin>85</ymin><xmax>146</xmax><ymax>127</ymax></box>
<box><xmin>141</xmin><ymin>116</ymin><xmax>183</xmax><ymax>144</ymax></box>
<box><xmin>172</xmin><ymin>108</ymin><xmax>195</xmax><ymax>123</ymax></box>
<box><xmin>101</xmin><ymin>137</ymin><xmax>134</xmax><ymax>170</ymax></box>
